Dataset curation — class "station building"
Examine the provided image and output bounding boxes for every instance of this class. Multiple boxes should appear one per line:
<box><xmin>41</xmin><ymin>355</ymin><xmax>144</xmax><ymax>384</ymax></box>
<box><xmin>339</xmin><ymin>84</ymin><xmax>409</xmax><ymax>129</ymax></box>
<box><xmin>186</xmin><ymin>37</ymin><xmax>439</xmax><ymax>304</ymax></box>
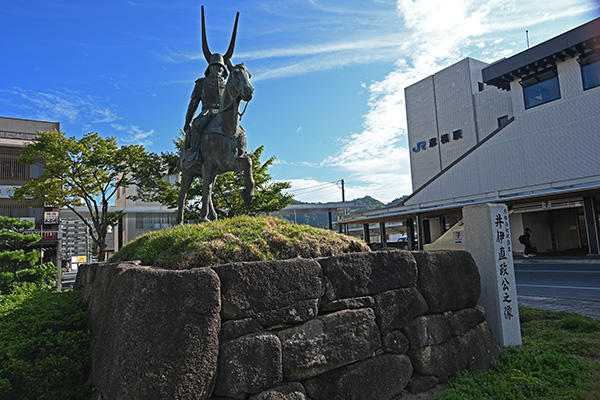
<box><xmin>340</xmin><ymin>18</ymin><xmax>600</xmax><ymax>256</ymax></box>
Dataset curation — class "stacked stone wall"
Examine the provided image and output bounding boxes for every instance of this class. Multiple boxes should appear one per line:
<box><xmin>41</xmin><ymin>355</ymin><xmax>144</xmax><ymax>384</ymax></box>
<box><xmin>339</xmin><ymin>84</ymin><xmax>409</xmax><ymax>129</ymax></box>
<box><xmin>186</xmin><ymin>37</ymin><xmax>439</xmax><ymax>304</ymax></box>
<box><xmin>76</xmin><ymin>250</ymin><xmax>501</xmax><ymax>400</ymax></box>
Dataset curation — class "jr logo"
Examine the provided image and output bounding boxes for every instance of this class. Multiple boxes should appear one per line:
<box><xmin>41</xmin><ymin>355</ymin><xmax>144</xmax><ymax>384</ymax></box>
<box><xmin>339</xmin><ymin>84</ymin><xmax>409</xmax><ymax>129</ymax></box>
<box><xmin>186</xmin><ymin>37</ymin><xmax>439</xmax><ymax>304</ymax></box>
<box><xmin>412</xmin><ymin>141</ymin><xmax>426</xmax><ymax>153</ymax></box>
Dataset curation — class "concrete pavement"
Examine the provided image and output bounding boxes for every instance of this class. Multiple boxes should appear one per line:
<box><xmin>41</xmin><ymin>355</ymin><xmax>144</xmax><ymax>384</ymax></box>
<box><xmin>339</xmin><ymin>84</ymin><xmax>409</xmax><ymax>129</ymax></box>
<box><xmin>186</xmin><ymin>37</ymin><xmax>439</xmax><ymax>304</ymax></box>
<box><xmin>517</xmin><ymin>295</ymin><xmax>600</xmax><ymax>320</ymax></box>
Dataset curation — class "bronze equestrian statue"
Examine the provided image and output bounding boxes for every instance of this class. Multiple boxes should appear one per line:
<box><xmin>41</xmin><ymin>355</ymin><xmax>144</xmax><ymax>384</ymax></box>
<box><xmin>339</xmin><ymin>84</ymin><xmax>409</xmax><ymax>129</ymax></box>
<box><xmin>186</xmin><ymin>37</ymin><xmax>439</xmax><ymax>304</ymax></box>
<box><xmin>177</xmin><ymin>6</ymin><xmax>255</xmax><ymax>223</ymax></box>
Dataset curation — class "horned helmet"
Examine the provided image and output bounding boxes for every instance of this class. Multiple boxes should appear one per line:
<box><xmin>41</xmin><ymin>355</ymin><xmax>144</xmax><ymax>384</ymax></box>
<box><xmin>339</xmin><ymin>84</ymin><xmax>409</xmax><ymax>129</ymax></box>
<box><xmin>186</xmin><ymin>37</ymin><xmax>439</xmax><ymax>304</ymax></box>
<box><xmin>202</xmin><ymin>6</ymin><xmax>239</xmax><ymax>78</ymax></box>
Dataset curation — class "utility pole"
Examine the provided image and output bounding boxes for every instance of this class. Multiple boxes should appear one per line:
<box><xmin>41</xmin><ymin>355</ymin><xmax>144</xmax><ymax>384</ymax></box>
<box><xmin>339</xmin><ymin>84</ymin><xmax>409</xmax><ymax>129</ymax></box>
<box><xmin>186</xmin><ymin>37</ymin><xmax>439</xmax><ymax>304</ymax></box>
<box><xmin>341</xmin><ymin>179</ymin><xmax>348</xmax><ymax>234</ymax></box>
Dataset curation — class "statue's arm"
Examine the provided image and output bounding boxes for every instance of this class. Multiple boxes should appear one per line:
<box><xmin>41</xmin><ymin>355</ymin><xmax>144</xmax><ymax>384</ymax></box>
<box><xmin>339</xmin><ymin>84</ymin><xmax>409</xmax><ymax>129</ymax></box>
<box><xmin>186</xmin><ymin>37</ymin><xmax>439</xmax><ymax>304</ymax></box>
<box><xmin>184</xmin><ymin>78</ymin><xmax>204</xmax><ymax>132</ymax></box>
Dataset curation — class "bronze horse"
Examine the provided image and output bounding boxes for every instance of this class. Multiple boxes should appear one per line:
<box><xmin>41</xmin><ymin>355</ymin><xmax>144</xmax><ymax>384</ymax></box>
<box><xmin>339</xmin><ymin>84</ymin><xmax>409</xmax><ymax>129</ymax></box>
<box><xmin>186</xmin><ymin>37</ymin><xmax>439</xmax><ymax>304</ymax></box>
<box><xmin>176</xmin><ymin>8</ymin><xmax>254</xmax><ymax>223</ymax></box>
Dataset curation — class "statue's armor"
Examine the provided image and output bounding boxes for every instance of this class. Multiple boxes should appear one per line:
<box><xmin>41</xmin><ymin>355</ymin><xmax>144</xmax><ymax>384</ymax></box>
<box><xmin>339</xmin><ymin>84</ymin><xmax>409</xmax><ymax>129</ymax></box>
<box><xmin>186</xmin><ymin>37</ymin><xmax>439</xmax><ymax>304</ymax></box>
<box><xmin>199</xmin><ymin>75</ymin><xmax>226</xmax><ymax>111</ymax></box>
<box><xmin>186</xmin><ymin>74</ymin><xmax>227</xmax><ymax>161</ymax></box>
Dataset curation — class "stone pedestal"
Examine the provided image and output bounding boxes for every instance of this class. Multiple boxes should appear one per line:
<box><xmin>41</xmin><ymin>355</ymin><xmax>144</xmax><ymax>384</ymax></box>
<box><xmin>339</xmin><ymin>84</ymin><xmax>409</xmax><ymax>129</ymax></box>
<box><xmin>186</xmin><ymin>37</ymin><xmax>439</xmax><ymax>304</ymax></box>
<box><xmin>464</xmin><ymin>203</ymin><xmax>522</xmax><ymax>347</ymax></box>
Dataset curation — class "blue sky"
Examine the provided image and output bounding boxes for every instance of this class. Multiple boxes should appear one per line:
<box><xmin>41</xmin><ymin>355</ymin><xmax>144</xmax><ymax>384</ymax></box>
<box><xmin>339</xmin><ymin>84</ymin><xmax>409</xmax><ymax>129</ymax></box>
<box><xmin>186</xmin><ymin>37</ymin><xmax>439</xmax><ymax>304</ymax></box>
<box><xmin>2</xmin><ymin>0</ymin><xmax>598</xmax><ymax>203</ymax></box>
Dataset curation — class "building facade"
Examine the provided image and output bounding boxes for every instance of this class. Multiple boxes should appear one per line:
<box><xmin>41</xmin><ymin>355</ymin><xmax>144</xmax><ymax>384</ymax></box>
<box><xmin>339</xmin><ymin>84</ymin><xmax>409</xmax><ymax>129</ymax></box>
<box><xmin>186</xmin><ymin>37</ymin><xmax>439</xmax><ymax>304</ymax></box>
<box><xmin>341</xmin><ymin>18</ymin><xmax>600</xmax><ymax>256</ymax></box>
<box><xmin>0</xmin><ymin>116</ymin><xmax>62</xmax><ymax>265</ymax></box>
<box><xmin>60</xmin><ymin>218</ymin><xmax>93</xmax><ymax>266</ymax></box>
<box><xmin>112</xmin><ymin>177</ymin><xmax>177</xmax><ymax>252</ymax></box>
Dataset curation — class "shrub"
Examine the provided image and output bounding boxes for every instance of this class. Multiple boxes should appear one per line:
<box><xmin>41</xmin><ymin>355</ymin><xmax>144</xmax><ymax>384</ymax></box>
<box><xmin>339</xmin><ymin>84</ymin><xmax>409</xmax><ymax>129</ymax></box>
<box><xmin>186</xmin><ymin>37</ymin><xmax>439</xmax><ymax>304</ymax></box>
<box><xmin>0</xmin><ymin>290</ymin><xmax>91</xmax><ymax>399</ymax></box>
<box><xmin>0</xmin><ymin>271</ymin><xmax>15</xmax><ymax>295</ymax></box>
<box><xmin>110</xmin><ymin>215</ymin><xmax>370</xmax><ymax>269</ymax></box>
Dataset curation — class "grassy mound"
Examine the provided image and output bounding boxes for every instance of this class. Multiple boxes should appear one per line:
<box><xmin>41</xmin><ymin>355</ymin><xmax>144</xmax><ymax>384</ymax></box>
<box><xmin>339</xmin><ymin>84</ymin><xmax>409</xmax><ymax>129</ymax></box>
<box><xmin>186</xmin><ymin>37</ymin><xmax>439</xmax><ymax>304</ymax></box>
<box><xmin>109</xmin><ymin>215</ymin><xmax>370</xmax><ymax>269</ymax></box>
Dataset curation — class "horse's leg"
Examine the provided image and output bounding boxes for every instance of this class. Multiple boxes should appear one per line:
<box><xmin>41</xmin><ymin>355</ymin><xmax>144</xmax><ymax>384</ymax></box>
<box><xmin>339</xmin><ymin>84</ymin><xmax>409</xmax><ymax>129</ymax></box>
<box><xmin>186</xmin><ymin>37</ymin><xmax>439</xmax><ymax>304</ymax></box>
<box><xmin>199</xmin><ymin>163</ymin><xmax>215</xmax><ymax>222</ymax></box>
<box><xmin>207</xmin><ymin>175</ymin><xmax>218</xmax><ymax>220</ymax></box>
<box><xmin>236</xmin><ymin>155</ymin><xmax>255</xmax><ymax>203</ymax></box>
<box><xmin>176</xmin><ymin>170</ymin><xmax>193</xmax><ymax>224</ymax></box>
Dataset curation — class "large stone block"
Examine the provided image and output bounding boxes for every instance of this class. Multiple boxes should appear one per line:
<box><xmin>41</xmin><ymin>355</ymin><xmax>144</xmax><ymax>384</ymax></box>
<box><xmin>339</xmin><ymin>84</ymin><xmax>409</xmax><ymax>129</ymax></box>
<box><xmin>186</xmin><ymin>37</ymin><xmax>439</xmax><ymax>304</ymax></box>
<box><xmin>319</xmin><ymin>250</ymin><xmax>417</xmax><ymax>300</ymax></box>
<box><xmin>373</xmin><ymin>287</ymin><xmax>429</xmax><ymax>333</ymax></box>
<box><xmin>214</xmin><ymin>332</ymin><xmax>283</xmax><ymax>399</ymax></box>
<box><xmin>447</xmin><ymin>306</ymin><xmax>487</xmax><ymax>336</ymax></box>
<box><xmin>304</xmin><ymin>354</ymin><xmax>412</xmax><ymax>400</ymax></box>
<box><xmin>213</xmin><ymin>258</ymin><xmax>322</xmax><ymax>326</ymax></box>
<box><xmin>76</xmin><ymin>261</ymin><xmax>139</xmax><ymax>333</ymax></box>
<box><xmin>87</xmin><ymin>265</ymin><xmax>221</xmax><ymax>400</ymax></box>
<box><xmin>249</xmin><ymin>382</ymin><xmax>307</xmax><ymax>400</ymax></box>
<box><xmin>277</xmin><ymin>308</ymin><xmax>381</xmax><ymax>380</ymax></box>
<box><xmin>407</xmin><ymin>373</ymin><xmax>438</xmax><ymax>393</ymax></box>
<box><xmin>382</xmin><ymin>330</ymin><xmax>410</xmax><ymax>354</ymax></box>
<box><xmin>458</xmin><ymin>322</ymin><xmax>502</xmax><ymax>373</ymax></box>
<box><xmin>319</xmin><ymin>295</ymin><xmax>375</xmax><ymax>313</ymax></box>
<box><xmin>403</xmin><ymin>314</ymin><xmax>453</xmax><ymax>349</ymax></box>
<box><xmin>408</xmin><ymin>337</ymin><xmax>468</xmax><ymax>377</ymax></box>
<box><xmin>221</xmin><ymin>318</ymin><xmax>262</xmax><ymax>341</ymax></box>
<box><xmin>412</xmin><ymin>251</ymin><xmax>481</xmax><ymax>313</ymax></box>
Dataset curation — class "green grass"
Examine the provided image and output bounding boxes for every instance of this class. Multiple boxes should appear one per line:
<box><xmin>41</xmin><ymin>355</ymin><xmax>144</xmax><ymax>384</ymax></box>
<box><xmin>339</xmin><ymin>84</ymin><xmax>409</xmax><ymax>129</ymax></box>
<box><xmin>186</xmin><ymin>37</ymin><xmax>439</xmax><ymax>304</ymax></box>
<box><xmin>433</xmin><ymin>307</ymin><xmax>600</xmax><ymax>400</ymax></box>
<box><xmin>109</xmin><ymin>215</ymin><xmax>371</xmax><ymax>269</ymax></box>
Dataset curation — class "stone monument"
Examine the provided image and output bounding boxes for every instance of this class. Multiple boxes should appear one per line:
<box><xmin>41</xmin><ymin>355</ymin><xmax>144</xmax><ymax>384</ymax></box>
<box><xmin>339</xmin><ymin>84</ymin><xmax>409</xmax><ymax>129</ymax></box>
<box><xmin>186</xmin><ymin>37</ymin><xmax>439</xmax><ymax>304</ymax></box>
<box><xmin>464</xmin><ymin>203</ymin><xmax>522</xmax><ymax>347</ymax></box>
<box><xmin>177</xmin><ymin>6</ymin><xmax>255</xmax><ymax>224</ymax></box>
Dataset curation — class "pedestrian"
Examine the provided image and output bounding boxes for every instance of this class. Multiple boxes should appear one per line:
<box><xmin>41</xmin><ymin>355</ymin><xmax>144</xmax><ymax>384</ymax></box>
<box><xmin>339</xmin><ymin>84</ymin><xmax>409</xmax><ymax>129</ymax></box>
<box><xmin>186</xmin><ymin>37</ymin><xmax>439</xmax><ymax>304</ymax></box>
<box><xmin>520</xmin><ymin>227</ymin><xmax>537</xmax><ymax>257</ymax></box>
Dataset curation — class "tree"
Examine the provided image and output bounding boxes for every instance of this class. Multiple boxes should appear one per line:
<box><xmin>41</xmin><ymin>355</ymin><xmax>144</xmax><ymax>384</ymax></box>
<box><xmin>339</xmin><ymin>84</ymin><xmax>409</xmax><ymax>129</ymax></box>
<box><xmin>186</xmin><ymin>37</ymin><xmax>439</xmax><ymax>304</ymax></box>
<box><xmin>13</xmin><ymin>131</ymin><xmax>149</xmax><ymax>261</ymax></box>
<box><xmin>0</xmin><ymin>216</ymin><xmax>40</xmax><ymax>277</ymax></box>
<box><xmin>133</xmin><ymin>143</ymin><xmax>294</xmax><ymax>221</ymax></box>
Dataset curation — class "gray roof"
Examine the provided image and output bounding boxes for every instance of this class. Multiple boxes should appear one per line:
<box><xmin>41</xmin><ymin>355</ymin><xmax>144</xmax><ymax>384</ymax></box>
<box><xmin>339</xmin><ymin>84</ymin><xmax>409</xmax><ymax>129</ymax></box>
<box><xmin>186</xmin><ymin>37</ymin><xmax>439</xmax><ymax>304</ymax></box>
<box><xmin>483</xmin><ymin>17</ymin><xmax>600</xmax><ymax>90</ymax></box>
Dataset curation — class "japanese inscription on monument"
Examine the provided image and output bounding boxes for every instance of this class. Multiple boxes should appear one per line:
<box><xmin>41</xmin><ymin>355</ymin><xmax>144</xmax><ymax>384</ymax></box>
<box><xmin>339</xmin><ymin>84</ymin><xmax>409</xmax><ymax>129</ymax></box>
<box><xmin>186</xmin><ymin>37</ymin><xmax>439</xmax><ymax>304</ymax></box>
<box><xmin>464</xmin><ymin>202</ymin><xmax>522</xmax><ymax>347</ymax></box>
<box><xmin>493</xmin><ymin>209</ymin><xmax>515</xmax><ymax>321</ymax></box>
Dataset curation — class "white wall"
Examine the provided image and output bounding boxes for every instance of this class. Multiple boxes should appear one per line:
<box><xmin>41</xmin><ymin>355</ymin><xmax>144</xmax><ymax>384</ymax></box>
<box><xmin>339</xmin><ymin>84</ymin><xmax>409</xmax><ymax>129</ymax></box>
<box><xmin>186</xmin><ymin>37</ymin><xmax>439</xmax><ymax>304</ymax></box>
<box><xmin>406</xmin><ymin>58</ymin><xmax>513</xmax><ymax>192</ymax></box>
<box><xmin>405</xmin><ymin>55</ymin><xmax>600</xmax><ymax>207</ymax></box>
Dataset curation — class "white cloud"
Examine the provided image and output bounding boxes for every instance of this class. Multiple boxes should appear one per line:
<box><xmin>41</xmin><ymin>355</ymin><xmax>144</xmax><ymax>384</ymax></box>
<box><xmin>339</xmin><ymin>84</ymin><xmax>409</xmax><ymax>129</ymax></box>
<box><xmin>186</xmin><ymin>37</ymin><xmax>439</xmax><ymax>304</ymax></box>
<box><xmin>111</xmin><ymin>123</ymin><xmax>155</xmax><ymax>146</ymax></box>
<box><xmin>1</xmin><ymin>87</ymin><xmax>154</xmax><ymax>146</ymax></box>
<box><xmin>1</xmin><ymin>87</ymin><xmax>118</xmax><ymax>126</ymax></box>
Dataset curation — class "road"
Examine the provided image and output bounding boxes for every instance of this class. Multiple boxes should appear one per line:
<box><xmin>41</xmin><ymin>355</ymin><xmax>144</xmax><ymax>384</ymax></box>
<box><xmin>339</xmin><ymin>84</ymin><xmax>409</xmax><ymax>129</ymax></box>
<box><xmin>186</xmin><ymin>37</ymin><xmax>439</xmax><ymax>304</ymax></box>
<box><xmin>514</xmin><ymin>259</ymin><xmax>600</xmax><ymax>320</ymax></box>
<box><xmin>60</xmin><ymin>270</ymin><xmax>78</xmax><ymax>291</ymax></box>
<box><xmin>514</xmin><ymin>261</ymin><xmax>600</xmax><ymax>301</ymax></box>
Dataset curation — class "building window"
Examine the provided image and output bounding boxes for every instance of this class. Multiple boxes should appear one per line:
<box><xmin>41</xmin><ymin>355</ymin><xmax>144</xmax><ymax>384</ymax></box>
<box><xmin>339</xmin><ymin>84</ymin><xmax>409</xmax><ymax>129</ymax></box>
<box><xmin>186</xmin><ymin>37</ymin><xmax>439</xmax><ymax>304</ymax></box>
<box><xmin>0</xmin><ymin>150</ymin><xmax>30</xmax><ymax>181</ymax></box>
<box><xmin>497</xmin><ymin>115</ymin><xmax>509</xmax><ymax>128</ymax></box>
<box><xmin>135</xmin><ymin>213</ymin><xmax>175</xmax><ymax>230</ymax></box>
<box><xmin>579</xmin><ymin>52</ymin><xmax>600</xmax><ymax>90</ymax></box>
<box><xmin>520</xmin><ymin>68</ymin><xmax>560</xmax><ymax>109</ymax></box>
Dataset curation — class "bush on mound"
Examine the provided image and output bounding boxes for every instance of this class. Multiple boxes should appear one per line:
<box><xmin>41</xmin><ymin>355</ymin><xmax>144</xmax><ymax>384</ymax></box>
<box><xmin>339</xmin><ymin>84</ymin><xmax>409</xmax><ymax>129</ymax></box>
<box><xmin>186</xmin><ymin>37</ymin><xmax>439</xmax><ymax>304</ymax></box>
<box><xmin>109</xmin><ymin>216</ymin><xmax>370</xmax><ymax>269</ymax></box>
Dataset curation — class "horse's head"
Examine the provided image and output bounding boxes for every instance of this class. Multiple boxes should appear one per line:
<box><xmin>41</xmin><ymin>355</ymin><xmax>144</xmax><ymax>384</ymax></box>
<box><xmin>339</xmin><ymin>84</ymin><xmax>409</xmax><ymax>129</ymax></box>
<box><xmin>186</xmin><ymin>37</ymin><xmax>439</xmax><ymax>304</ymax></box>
<box><xmin>226</xmin><ymin>61</ymin><xmax>254</xmax><ymax>102</ymax></box>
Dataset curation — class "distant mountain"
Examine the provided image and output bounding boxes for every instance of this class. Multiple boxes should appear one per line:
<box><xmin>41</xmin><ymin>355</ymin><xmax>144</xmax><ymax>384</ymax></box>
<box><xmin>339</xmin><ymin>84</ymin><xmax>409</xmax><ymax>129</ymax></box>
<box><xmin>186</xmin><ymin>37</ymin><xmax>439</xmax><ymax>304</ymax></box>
<box><xmin>386</xmin><ymin>196</ymin><xmax>408</xmax><ymax>207</ymax></box>
<box><xmin>346</xmin><ymin>196</ymin><xmax>385</xmax><ymax>213</ymax></box>
<box><xmin>280</xmin><ymin>195</ymin><xmax>407</xmax><ymax>228</ymax></box>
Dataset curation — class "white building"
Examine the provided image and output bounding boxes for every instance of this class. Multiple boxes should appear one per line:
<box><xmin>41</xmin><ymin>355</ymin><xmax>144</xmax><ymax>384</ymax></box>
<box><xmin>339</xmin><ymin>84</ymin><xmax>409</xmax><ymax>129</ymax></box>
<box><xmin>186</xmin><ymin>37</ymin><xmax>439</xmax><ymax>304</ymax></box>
<box><xmin>340</xmin><ymin>18</ymin><xmax>600</xmax><ymax>256</ymax></box>
<box><xmin>60</xmin><ymin>218</ymin><xmax>93</xmax><ymax>264</ymax></box>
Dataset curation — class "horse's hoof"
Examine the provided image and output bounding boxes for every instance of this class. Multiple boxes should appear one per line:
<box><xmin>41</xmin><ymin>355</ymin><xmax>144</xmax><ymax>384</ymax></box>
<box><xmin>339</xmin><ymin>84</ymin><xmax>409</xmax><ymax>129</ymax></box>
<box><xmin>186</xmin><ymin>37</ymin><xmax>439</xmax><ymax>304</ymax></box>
<box><xmin>200</xmin><ymin>217</ymin><xmax>211</xmax><ymax>223</ymax></box>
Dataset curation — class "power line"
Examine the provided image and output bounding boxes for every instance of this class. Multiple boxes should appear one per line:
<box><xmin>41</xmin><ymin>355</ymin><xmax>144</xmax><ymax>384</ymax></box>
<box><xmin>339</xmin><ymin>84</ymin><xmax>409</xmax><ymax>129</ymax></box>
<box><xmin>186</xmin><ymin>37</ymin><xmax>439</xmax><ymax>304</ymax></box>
<box><xmin>287</xmin><ymin>180</ymin><xmax>340</xmax><ymax>194</ymax></box>
<box><xmin>290</xmin><ymin>186</ymin><xmax>341</xmax><ymax>196</ymax></box>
